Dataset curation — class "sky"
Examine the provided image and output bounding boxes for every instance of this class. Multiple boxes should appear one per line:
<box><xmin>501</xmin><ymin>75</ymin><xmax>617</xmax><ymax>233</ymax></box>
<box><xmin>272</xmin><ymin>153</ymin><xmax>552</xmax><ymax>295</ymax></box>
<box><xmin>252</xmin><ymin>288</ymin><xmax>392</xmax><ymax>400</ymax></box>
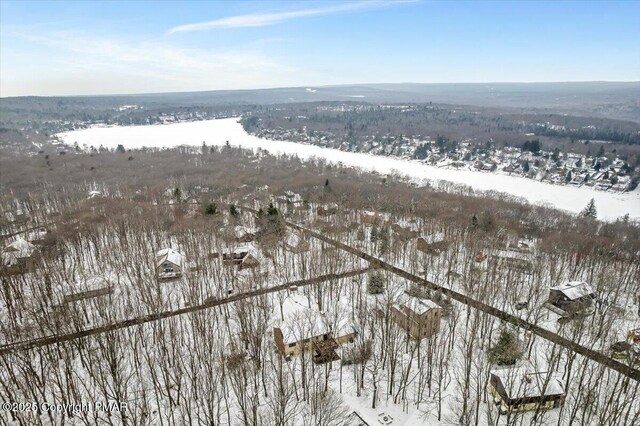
<box><xmin>1</xmin><ymin>0</ymin><xmax>639</xmax><ymax>97</ymax></box>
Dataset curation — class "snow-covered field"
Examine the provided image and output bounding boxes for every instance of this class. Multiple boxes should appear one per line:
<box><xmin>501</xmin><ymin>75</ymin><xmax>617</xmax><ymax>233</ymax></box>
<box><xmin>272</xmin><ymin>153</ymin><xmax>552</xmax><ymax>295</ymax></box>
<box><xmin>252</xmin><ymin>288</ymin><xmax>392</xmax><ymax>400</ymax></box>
<box><xmin>57</xmin><ymin>119</ymin><xmax>640</xmax><ymax>221</ymax></box>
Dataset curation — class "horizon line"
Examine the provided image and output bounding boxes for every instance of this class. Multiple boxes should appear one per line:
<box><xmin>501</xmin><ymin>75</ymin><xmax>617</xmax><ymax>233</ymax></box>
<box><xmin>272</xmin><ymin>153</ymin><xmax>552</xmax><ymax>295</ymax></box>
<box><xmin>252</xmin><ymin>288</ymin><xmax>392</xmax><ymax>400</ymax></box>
<box><xmin>2</xmin><ymin>80</ymin><xmax>639</xmax><ymax>99</ymax></box>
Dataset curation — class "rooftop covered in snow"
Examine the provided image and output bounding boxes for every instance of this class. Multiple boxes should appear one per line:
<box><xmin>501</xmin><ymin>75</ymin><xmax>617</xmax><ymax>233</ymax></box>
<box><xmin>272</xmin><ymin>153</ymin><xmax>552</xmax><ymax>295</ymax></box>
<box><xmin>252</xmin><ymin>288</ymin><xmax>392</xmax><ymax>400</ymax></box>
<box><xmin>549</xmin><ymin>281</ymin><xmax>595</xmax><ymax>301</ymax></box>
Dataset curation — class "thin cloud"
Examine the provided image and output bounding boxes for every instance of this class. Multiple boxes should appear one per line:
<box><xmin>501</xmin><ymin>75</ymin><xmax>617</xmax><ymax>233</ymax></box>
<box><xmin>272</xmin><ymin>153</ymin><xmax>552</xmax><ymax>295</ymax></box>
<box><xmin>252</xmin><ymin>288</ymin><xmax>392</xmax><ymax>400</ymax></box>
<box><xmin>167</xmin><ymin>1</ymin><xmax>415</xmax><ymax>34</ymax></box>
<box><xmin>3</xmin><ymin>30</ymin><xmax>301</xmax><ymax>95</ymax></box>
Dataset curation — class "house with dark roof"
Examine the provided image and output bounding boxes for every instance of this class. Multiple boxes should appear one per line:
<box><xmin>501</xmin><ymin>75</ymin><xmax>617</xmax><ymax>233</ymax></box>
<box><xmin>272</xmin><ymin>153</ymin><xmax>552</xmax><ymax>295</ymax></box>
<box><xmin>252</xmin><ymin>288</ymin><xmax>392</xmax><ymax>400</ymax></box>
<box><xmin>222</xmin><ymin>245</ymin><xmax>262</xmax><ymax>270</ymax></box>
<box><xmin>489</xmin><ymin>366</ymin><xmax>565</xmax><ymax>414</ymax></box>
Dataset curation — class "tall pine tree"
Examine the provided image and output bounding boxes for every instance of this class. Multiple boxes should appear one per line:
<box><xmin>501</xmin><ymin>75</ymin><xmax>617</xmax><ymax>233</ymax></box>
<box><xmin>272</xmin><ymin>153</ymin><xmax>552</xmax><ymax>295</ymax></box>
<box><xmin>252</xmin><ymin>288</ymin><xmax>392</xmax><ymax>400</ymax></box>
<box><xmin>581</xmin><ymin>198</ymin><xmax>597</xmax><ymax>219</ymax></box>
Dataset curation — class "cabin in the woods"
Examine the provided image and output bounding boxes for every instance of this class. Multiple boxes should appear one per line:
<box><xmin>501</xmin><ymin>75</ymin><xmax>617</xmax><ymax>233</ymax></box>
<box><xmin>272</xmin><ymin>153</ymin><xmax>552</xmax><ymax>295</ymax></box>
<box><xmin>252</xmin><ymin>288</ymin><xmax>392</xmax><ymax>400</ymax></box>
<box><xmin>2</xmin><ymin>238</ymin><xmax>37</xmax><ymax>271</ymax></box>
<box><xmin>234</xmin><ymin>226</ymin><xmax>257</xmax><ymax>243</ymax></box>
<box><xmin>273</xmin><ymin>294</ymin><xmax>356</xmax><ymax>363</ymax></box>
<box><xmin>416</xmin><ymin>233</ymin><xmax>448</xmax><ymax>254</ymax></box>
<box><xmin>222</xmin><ymin>245</ymin><xmax>261</xmax><ymax>270</ymax></box>
<box><xmin>277</xmin><ymin>190</ymin><xmax>304</xmax><ymax>207</ymax></box>
<box><xmin>488</xmin><ymin>366</ymin><xmax>565</xmax><ymax>414</ymax></box>
<box><xmin>490</xmin><ymin>250</ymin><xmax>533</xmax><ymax>273</ymax></box>
<box><xmin>360</xmin><ymin>210</ymin><xmax>381</xmax><ymax>225</ymax></box>
<box><xmin>156</xmin><ymin>248</ymin><xmax>184</xmax><ymax>279</ymax></box>
<box><xmin>283</xmin><ymin>231</ymin><xmax>310</xmax><ymax>254</ymax></box>
<box><xmin>547</xmin><ymin>281</ymin><xmax>597</xmax><ymax>314</ymax></box>
<box><xmin>317</xmin><ymin>203</ymin><xmax>338</xmax><ymax>217</ymax></box>
<box><xmin>391</xmin><ymin>293</ymin><xmax>442</xmax><ymax>339</ymax></box>
<box><xmin>391</xmin><ymin>221</ymin><xmax>420</xmax><ymax>240</ymax></box>
<box><xmin>344</xmin><ymin>411</ymin><xmax>370</xmax><ymax>426</ymax></box>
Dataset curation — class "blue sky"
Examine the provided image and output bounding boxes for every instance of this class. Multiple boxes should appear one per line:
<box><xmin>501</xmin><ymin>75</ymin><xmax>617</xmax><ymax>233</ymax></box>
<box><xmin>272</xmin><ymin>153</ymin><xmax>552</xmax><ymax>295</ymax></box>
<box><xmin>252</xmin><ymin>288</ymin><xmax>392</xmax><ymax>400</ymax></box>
<box><xmin>1</xmin><ymin>0</ymin><xmax>639</xmax><ymax>96</ymax></box>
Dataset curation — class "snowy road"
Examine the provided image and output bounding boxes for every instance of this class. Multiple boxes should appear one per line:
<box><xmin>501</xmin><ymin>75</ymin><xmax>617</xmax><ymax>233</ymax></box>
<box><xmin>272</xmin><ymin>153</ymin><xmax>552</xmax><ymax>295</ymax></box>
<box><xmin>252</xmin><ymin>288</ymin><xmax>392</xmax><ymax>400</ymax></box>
<box><xmin>57</xmin><ymin>118</ymin><xmax>640</xmax><ymax>221</ymax></box>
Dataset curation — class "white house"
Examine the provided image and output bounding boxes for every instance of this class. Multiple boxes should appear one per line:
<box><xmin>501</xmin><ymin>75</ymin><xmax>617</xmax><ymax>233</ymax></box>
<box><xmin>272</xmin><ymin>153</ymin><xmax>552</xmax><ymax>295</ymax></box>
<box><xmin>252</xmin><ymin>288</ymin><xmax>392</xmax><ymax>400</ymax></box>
<box><xmin>2</xmin><ymin>238</ymin><xmax>36</xmax><ymax>267</ymax></box>
<box><xmin>156</xmin><ymin>248</ymin><xmax>184</xmax><ymax>279</ymax></box>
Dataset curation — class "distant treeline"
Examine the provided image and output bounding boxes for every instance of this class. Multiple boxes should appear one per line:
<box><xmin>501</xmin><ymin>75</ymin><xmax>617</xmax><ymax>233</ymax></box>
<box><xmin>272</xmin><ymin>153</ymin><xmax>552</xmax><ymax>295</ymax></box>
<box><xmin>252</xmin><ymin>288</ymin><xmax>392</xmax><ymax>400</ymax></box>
<box><xmin>525</xmin><ymin>125</ymin><xmax>640</xmax><ymax>145</ymax></box>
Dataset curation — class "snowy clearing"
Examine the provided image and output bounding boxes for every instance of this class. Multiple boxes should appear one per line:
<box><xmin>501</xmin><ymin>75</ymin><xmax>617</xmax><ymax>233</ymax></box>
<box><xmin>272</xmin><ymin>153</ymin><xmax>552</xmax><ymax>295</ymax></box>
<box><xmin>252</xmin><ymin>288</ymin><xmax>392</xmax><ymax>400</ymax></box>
<box><xmin>57</xmin><ymin>119</ymin><xmax>640</xmax><ymax>221</ymax></box>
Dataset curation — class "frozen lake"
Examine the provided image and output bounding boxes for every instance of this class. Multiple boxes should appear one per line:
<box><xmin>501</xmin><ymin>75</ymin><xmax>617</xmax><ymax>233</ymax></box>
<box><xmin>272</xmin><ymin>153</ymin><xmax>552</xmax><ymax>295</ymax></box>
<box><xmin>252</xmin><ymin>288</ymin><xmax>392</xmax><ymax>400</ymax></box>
<box><xmin>58</xmin><ymin>118</ymin><xmax>640</xmax><ymax>221</ymax></box>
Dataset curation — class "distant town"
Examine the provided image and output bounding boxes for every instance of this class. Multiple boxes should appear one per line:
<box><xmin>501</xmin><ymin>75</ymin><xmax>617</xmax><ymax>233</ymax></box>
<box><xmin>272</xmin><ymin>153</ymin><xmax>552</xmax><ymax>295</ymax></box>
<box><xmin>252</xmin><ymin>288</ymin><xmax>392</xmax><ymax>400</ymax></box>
<box><xmin>247</xmin><ymin>126</ymin><xmax>636</xmax><ymax>193</ymax></box>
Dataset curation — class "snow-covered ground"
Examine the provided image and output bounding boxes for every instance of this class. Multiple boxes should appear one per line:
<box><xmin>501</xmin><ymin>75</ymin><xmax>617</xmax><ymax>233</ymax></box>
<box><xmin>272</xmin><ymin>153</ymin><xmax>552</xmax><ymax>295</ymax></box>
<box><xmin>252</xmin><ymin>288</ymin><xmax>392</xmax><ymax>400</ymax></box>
<box><xmin>57</xmin><ymin>118</ymin><xmax>640</xmax><ymax>221</ymax></box>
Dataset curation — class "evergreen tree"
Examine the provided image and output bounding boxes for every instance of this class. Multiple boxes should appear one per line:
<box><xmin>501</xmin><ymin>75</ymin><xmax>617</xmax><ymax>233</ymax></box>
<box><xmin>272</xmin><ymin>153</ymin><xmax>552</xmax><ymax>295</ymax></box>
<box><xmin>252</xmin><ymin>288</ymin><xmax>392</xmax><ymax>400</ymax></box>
<box><xmin>407</xmin><ymin>285</ymin><xmax>430</xmax><ymax>299</ymax></box>
<box><xmin>488</xmin><ymin>329</ymin><xmax>523</xmax><ymax>365</ymax></box>
<box><xmin>378</xmin><ymin>230</ymin><xmax>389</xmax><ymax>256</ymax></box>
<box><xmin>367</xmin><ymin>272</ymin><xmax>385</xmax><ymax>295</ymax></box>
<box><xmin>229</xmin><ymin>204</ymin><xmax>239</xmax><ymax>217</ymax></box>
<box><xmin>370</xmin><ymin>226</ymin><xmax>379</xmax><ymax>243</ymax></box>
<box><xmin>413</xmin><ymin>143</ymin><xmax>430</xmax><ymax>160</ymax></box>
<box><xmin>116</xmin><ymin>144</ymin><xmax>126</xmax><ymax>154</ymax></box>
<box><xmin>205</xmin><ymin>202</ymin><xmax>218</xmax><ymax>215</ymax></box>
<box><xmin>581</xmin><ymin>198</ymin><xmax>597</xmax><ymax>218</ymax></box>
<box><xmin>471</xmin><ymin>214</ymin><xmax>479</xmax><ymax>228</ymax></box>
<box><xmin>267</xmin><ymin>202</ymin><xmax>278</xmax><ymax>216</ymax></box>
<box><xmin>173</xmin><ymin>187</ymin><xmax>182</xmax><ymax>203</ymax></box>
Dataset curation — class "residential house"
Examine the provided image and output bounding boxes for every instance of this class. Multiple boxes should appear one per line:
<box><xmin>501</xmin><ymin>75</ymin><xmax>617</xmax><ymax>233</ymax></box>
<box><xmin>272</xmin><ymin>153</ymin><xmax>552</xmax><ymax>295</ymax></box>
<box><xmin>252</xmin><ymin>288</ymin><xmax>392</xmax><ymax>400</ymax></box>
<box><xmin>156</xmin><ymin>248</ymin><xmax>184</xmax><ymax>279</ymax></box>
<box><xmin>25</xmin><ymin>227</ymin><xmax>50</xmax><ymax>245</ymax></box>
<box><xmin>2</xmin><ymin>238</ymin><xmax>37</xmax><ymax>270</ymax></box>
<box><xmin>489</xmin><ymin>366</ymin><xmax>565</xmax><ymax>414</ymax></box>
<box><xmin>490</xmin><ymin>250</ymin><xmax>533</xmax><ymax>273</ymax></box>
<box><xmin>360</xmin><ymin>210</ymin><xmax>381</xmax><ymax>225</ymax></box>
<box><xmin>317</xmin><ymin>203</ymin><xmax>338</xmax><ymax>217</ymax></box>
<box><xmin>547</xmin><ymin>281</ymin><xmax>597</xmax><ymax>315</ymax></box>
<box><xmin>391</xmin><ymin>221</ymin><xmax>420</xmax><ymax>240</ymax></box>
<box><xmin>344</xmin><ymin>411</ymin><xmax>370</xmax><ymax>426</ymax></box>
<box><xmin>391</xmin><ymin>292</ymin><xmax>442</xmax><ymax>339</ymax></box>
<box><xmin>281</xmin><ymin>190</ymin><xmax>304</xmax><ymax>207</ymax></box>
<box><xmin>234</xmin><ymin>226</ymin><xmax>257</xmax><ymax>243</ymax></box>
<box><xmin>416</xmin><ymin>233</ymin><xmax>448</xmax><ymax>254</ymax></box>
<box><xmin>273</xmin><ymin>294</ymin><xmax>357</xmax><ymax>363</ymax></box>
<box><xmin>283</xmin><ymin>231</ymin><xmax>310</xmax><ymax>253</ymax></box>
<box><xmin>222</xmin><ymin>245</ymin><xmax>261</xmax><ymax>270</ymax></box>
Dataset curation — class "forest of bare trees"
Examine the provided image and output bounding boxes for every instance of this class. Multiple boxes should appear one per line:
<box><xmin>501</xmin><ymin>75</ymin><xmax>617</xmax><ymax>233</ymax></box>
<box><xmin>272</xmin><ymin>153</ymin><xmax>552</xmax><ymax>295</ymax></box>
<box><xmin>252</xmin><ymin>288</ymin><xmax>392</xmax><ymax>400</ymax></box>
<box><xmin>0</xmin><ymin>147</ymin><xmax>638</xmax><ymax>425</ymax></box>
